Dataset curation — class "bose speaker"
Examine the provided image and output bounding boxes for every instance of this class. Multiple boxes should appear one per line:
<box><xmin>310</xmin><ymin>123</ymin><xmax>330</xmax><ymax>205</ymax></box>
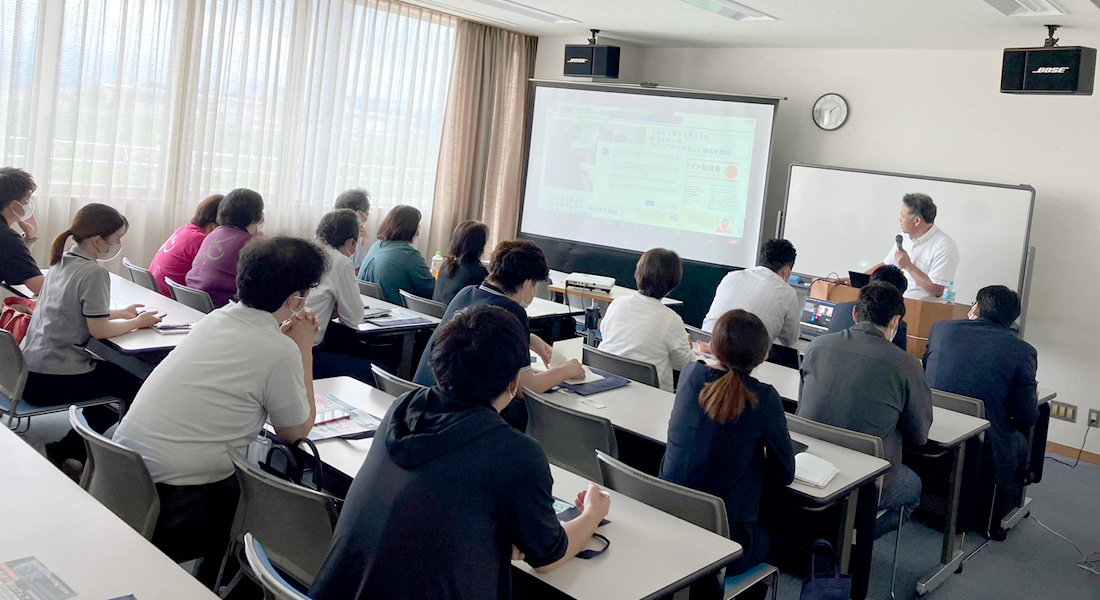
<box><xmin>564</xmin><ymin>45</ymin><xmax>620</xmax><ymax>79</ymax></box>
<box><xmin>1001</xmin><ymin>46</ymin><xmax>1096</xmax><ymax>95</ymax></box>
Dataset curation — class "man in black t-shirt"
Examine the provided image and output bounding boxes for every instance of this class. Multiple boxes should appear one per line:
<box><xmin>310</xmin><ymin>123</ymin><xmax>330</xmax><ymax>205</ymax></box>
<box><xmin>0</xmin><ymin>167</ymin><xmax>43</xmax><ymax>295</ymax></box>
<box><xmin>309</xmin><ymin>305</ymin><xmax>611</xmax><ymax>600</ymax></box>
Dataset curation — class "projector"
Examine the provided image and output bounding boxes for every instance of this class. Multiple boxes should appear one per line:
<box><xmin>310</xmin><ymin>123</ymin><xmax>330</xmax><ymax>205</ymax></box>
<box><xmin>565</xmin><ymin>273</ymin><xmax>615</xmax><ymax>294</ymax></box>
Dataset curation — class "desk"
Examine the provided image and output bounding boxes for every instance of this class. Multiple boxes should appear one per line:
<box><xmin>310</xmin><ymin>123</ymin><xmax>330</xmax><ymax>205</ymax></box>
<box><xmin>311</xmin><ymin>377</ymin><xmax>743</xmax><ymax>600</ymax></box>
<box><xmin>1</xmin><ymin>427</ymin><xmax>218</xmax><ymax>599</ymax></box>
<box><xmin>354</xmin><ymin>295</ymin><xmax>440</xmax><ymax>378</ymax></box>
<box><xmin>527</xmin><ymin>296</ymin><xmax>584</xmax><ymax>342</ymax></box>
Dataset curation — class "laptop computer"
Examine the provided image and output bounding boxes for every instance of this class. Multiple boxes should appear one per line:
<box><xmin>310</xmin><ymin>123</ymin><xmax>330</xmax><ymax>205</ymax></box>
<box><xmin>848</xmin><ymin>271</ymin><xmax>871</xmax><ymax>289</ymax></box>
<box><xmin>800</xmin><ymin>297</ymin><xmax>837</xmax><ymax>339</ymax></box>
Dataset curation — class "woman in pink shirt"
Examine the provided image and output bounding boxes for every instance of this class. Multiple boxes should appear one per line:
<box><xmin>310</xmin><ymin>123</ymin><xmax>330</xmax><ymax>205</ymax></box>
<box><xmin>149</xmin><ymin>194</ymin><xmax>224</xmax><ymax>297</ymax></box>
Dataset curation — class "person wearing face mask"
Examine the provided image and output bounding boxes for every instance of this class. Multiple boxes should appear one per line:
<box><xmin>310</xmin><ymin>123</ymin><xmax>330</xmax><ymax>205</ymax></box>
<box><xmin>186</xmin><ymin>187</ymin><xmax>265</xmax><ymax>308</ymax></box>
<box><xmin>306</xmin><ymin>209</ymin><xmax>374</xmax><ymax>384</ymax></box>
<box><xmin>0</xmin><ymin>167</ymin><xmax>45</xmax><ymax>296</ymax></box>
<box><xmin>19</xmin><ymin>203</ymin><xmax>162</xmax><ymax>469</ymax></box>
<box><xmin>797</xmin><ymin>282</ymin><xmax>933</xmax><ymax>538</ymax></box>
<box><xmin>333</xmin><ymin>187</ymin><xmax>371</xmax><ymax>271</ymax></box>
<box><xmin>357</xmin><ymin>204</ymin><xmax>434</xmax><ymax>304</ymax></box>
<box><xmin>113</xmin><ymin>236</ymin><xmax>327</xmax><ymax>585</ymax></box>
<box><xmin>413</xmin><ymin>240</ymin><xmax>584</xmax><ymax>431</ymax></box>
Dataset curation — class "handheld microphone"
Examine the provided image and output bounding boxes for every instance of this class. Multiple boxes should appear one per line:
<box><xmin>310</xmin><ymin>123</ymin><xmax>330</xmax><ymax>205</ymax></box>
<box><xmin>895</xmin><ymin>234</ymin><xmax>904</xmax><ymax>252</ymax></box>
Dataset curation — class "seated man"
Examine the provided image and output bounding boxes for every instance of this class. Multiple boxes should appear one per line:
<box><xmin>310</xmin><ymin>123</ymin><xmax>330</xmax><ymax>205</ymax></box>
<box><xmin>309</xmin><ymin>305</ymin><xmax>611</xmax><ymax>600</ymax></box>
<box><xmin>113</xmin><ymin>236</ymin><xmax>326</xmax><ymax>583</ymax></box>
<box><xmin>828</xmin><ymin>265</ymin><xmax>910</xmax><ymax>351</ymax></box>
<box><xmin>702</xmin><ymin>239</ymin><xmax>801</xmax><ymax>346</ymax></box>
<box><xmin>924</xmin><ymin>285</ymin><xmax>1037</xmax><ymax>538</ymax></box>
<box><xmin>798</xmin><ymin>282</ymin><xmax>932</xmax><ymax>536</ymax></box>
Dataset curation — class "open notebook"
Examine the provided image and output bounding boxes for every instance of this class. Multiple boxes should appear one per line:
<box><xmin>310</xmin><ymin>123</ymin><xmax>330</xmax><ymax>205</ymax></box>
<box><xmin>794</xmin><ymin>452</ymin><xmax>839</xmax><ymax>488</ymax></box>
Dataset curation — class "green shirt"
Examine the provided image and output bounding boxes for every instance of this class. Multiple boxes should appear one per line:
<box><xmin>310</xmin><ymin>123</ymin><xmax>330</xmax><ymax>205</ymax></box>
<box><xmin>357</xmin><ymin>240</ymin><xmax>435</xmax><ymax>305</ymax></box>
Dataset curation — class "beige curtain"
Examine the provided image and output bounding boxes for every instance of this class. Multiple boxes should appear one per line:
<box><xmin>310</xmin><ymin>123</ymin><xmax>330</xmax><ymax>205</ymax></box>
<box><xmin>427</xmin><ymin>21</ymin><xmax>536</xmax><ymax>257</ymax></box>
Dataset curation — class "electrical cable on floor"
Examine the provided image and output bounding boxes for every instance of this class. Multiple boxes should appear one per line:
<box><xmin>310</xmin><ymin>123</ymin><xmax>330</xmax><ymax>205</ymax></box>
<box><xmin>1046</xmin><ymin>426</ymin><xmax>1092</xmax><ymax>468</ymax></box>
<box><xmin>1032</xmin><ymin>516</ymin><xmax>1100</xmax><ymax>576</ymax></box>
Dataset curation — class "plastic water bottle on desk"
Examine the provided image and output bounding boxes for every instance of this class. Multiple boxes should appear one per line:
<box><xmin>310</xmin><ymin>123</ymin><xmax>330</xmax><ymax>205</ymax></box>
<box><xmin>943</xmin><ymin>281</ymin><xmax>956</xmax><ymax>304</ymax></box>
<box><xmin>430</xmin><ymin>251</ymin><xmax>444</xmax><ymax>278</ymax></box>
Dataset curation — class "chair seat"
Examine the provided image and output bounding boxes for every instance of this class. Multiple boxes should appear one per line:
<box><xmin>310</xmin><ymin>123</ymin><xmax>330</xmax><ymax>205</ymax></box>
<box><xmin>1</xmin><ymin>392</ymin><xmax>121</xmax><ymax>419</ymax></box>
<box><xmin>724</xmin><ymin>562</ymin><xmax>778</xmax><ymax>599</ymax></box>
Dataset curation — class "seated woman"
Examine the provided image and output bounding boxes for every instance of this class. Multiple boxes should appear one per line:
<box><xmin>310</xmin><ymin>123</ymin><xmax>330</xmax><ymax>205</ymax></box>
<box><xmin>432</xmin><ymin>220</ymin><xmax>488</xmax><ymax>306</ymax></box>
<box><xmin>659</xmin><ymin>309</ymin><xmax>796</xmax><ymax>597</ymax></box>
<box><xmin>307</xmin><ymin>209</ymin><xmax>374</xmax><ymax>384</ymax></box>
<box><xmin>186</xmin><ymin>188</ymin><xmax>264</xmax><ymax>308</ymax></box>
<box><xmin>149</xmin><ymin>194</ymin><xmax>224</xmax><ymax>297</ymax></box>
<box><xmin>357</xmin><ymin>205</ymin><xmax>434</xmax><ymax>304</ymax></box>
<box><xmin>597</xmin><ymin>248</ymin><xmax>694</xmax><ymax>392</ymax></box>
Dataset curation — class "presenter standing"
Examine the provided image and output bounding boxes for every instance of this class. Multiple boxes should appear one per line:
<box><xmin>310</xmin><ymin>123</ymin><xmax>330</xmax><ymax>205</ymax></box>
<box><xmin>868</xmin><ymin>193</ymin><xmax>959</xmax><ymax>301</ymax></box>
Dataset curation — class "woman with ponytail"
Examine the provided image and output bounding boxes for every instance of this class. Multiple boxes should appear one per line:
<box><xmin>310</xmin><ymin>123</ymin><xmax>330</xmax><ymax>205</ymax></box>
<box><xmin>20</xmin><ymin>203</ymin><xmax>162</xmax><ymax>471</ymax></box>
<box><xmin>659</xmin><ymin>309</ymin><xmax>796</xmax><ymax>593</ymax></box>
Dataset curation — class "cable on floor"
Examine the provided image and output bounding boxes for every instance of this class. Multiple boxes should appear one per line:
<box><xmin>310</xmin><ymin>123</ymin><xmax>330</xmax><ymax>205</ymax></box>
<box><xmin>1046</xmin><ymin>426</ymin><xmax>1092</xmax><ymax>468</ymax></box>
<box><xmin>1032</xmin><ymin>516</ymin><xmax>1100</xmax><ymax>576</ymax></box>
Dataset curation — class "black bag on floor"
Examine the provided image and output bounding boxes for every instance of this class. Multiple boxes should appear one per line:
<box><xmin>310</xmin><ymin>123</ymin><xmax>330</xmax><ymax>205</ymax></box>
<box><xmin>261</xmin><ymin>438</ymin><xmax>324</xmax><ymax>492</ymax></box>
<box><xmin>800</xmin><ymin>540</ymin><xmax>851</xmax><ymax>600</ymax></box>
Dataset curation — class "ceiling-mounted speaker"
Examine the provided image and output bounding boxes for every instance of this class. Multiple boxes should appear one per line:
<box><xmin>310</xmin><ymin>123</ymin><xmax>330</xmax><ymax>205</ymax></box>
<box><xmin>1001</xmin><ymin>46</ymin><xmax>1096</xmax><ymax>95</ymax></box>
<box><xmin>564</xmin><ymin>45</ymin><xmax>620</xmax><ymax>79</ymax></box>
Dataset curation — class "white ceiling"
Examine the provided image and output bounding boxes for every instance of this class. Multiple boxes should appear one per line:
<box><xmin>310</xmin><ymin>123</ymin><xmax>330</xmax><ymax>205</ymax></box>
<box><xmin>409</xmin><ymin>0</ymin><xmax>1100</xmax><ymax>49</ymax></box>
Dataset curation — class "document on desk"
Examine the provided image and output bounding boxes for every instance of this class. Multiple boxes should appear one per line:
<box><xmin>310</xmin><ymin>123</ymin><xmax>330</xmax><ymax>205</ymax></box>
<box><xmin>548</xmin><ymin>348</ymin><xmax>604</xmax><ymax>384</ymax></box>
<box><xmin>794</xmin><ymin>453</ymin><xmax>839</xmax><ymax>488</ymax></box>
<box><xmin>0</xmin><ymin>556</ymin><xmax>76</xmax><ymax>600</ymax></box>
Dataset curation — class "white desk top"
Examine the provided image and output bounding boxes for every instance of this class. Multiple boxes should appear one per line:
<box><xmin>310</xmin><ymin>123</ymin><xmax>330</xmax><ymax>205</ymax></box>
<box><xmin>1</xmin><ymin>427</ymin><xmax>218</xmax><ymax>599</ymax></box>
<box><xmin>357</xmin><ymin>295</ymin><xmax>440</xmax><ymax>333</ymax></box>
<box><xmin>548</xmin><ymin>269</ymin><xmax>683</xmax><ymax>307</ymax></box>
<box><xmin>106</xmin><ymin>272</ymin><xmax>206</xmax><ymax>353</ymax></box>
<box><xmin>310</xmin><ymin>377</ymin><xmax>741</xmax><ymax>600</ymax></box>
<box><xmin>787</xmin><ymin>430</ymin><xmax>891</xmax><ymax>503</ymax></box>
<box><xmin>527</xmin><ymin>296</ymin><xmax>584</xmax><ymax>319</ymax></box>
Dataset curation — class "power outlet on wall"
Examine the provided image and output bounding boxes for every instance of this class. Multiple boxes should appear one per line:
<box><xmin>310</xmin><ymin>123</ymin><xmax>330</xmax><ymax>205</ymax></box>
<box><xmin>1050</xmin><ymin>401</ymin><xmax>1078</xmax><ymax>423</ymax></box>
<box><xmin>1088</xmin><ymin>409</ymin><xmax>1100</xmax><ymax>429</ymax></box>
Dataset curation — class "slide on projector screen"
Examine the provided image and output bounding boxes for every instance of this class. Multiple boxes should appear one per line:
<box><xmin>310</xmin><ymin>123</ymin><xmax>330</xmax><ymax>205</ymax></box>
<box><xmin>520</xmin><ymin>84</ymin><xmax>777</xmax><ymax>269</ymax></box>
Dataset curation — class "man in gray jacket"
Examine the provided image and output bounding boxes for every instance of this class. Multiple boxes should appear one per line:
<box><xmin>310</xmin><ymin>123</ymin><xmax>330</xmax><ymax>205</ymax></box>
<box><xmin>798</xmin><ymin>282</ymin><xmax>933</xmax><ymax>537</ymax></box>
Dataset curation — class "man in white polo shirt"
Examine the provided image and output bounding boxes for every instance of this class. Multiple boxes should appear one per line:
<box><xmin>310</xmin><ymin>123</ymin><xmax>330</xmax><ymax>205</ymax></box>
<box><xmin>702</xmin><ymin>239</ymin><xmax>801</xmax><ymax>346</ymax></box>
<box><xmin>876</xmin><ymin>193</ymin><xmax>959</xmax><ymax>302</ymax></box>
<box><xmin>113</xmin><ymin>236</ymin><xmax>327</xmax><ymax>584</ymax></box>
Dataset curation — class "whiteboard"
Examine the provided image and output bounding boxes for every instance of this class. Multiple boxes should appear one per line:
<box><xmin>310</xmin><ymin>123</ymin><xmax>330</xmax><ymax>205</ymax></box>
<box><xmin>781</xmin><ymin>164</ymin><xmax>1034</xmax><ymax>306</ymax></box>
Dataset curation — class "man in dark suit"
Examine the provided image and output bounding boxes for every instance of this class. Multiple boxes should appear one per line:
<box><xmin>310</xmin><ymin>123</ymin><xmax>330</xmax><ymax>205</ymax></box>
<box><xmin>924</xmin><ymin>285</ymin><xmax>1038</xmax><ymax>539</ymax></box>
<box><xmin>829</xmin><ymin>265</ymin><xmax>909</xmax><ymax>351</ymax></box>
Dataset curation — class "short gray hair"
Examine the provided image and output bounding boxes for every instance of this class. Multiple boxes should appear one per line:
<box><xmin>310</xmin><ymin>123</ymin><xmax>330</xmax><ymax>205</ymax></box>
<box><xmin>334</xmin><ymin>187</ymin><xmax>371</xmax><ymax>213</ymax></box>
<box><xmin>902</xmin><ymin>193</ymin><xmax>936</xmax><ymax>224</ymax></box>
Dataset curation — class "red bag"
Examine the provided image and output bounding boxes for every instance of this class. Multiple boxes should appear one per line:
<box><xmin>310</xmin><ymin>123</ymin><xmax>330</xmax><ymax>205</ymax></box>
<box><xmin>0</xmin><ymin>296</ymin><xmax>35</xmax><ymax>344</ymax></box>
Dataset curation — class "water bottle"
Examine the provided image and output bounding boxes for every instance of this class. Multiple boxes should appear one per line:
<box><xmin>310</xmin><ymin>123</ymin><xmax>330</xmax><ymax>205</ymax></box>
<box><xmin>943</xmin><ymin>281</ymin><xmax>956</xmax><ymax>304</ymax></box>
<box><xmin>430</xmin><ymin>251</ymin><xmax>444</xmax><ymax>278</ymax></box>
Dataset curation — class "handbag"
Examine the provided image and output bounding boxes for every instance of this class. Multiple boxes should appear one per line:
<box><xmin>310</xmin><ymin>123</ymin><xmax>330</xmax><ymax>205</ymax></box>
<box><xmin>260</xmin><ymin>437</ymin><xmax>325</xmax><ymax>492</ymax></box>
<box><xmin>0</xmin><ymin>296</ymin><xmax>35</xmax><ymax>344</ymax></box>
<box><xmin>800</xmin><ymin>540</ymin><xmax>852</xmax><ymax>600</ymax></box>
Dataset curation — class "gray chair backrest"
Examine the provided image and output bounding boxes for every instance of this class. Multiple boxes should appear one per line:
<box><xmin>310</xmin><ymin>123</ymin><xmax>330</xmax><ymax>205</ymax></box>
<box><xmin>370</xmin><ymin>364</ymin><xmax>424</xmax><ymax>397</ymax></box>
<box><xmin>398</xmin><ymin>290</ymin><xmax>446</xmax><ymax>319</ymax></box>
<box><xmin>123</xmin><ymin>257</ymin><xmax>159</xmax><ymax>293</ymax></box>
<box><xmin>69</xmin><ymin>406</ymin><xmax>160</xmax><ymax>539</ymax></box>
<box><xmin>596</xmin><ymin>450</ymin><xmax>729</xmax><ymax>538</ymax></box>
<box><xmin>581</xmin><ymin>344</ymin><xmax>659</xmax><ymax>388</ymax></box>
<box><xmin>931</xmin><ymin>389</ymin><xmax>986</xmax><ymax>419</ymax></box>
<box><xmin>685</xmin><ymin>325</ymin><xmax>711</xmax><ymax>344</ymax></box>
<box><xmin>243</xmin><ymin>533</ymin><xmax>313</xmax><ymax>600</ymax></box>
<box><xmin>165</xmin><ymin>277</ymin><xmax>214</xmax><ymax>314</ymax></box>
<box><xmin>786</xmin><ymin>413</ymin><xmax>885</xmax><ymax>503</ymax></box>
<box><xmin>524</xmin><ymin>389</ymin><xmax>618</xmax><ymax>482</ymax></box>
<box><xmin>0</xmin><ymin>331</ymin><xmax>28</xmax><ymax>418</ymax></box>
<box><xmin>227</xmin><ymin>447</ymin><xmax>340</xmax><ymax>587</ymax></box>
<box><xmin>357</xmin><ymin>280</ymin><xmax>383</xmax><ymax>300</ymax></box>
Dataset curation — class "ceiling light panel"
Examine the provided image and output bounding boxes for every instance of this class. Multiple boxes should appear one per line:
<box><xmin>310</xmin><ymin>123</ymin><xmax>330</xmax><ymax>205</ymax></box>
<box><xmin>469</xmin><ymin>0</ymin><xmax>580</xmax><ymax>24</ymax></box>
<box><xmin>679</xmin><ymin>0</ymin><xmax>777</xmax><ymax>21</ymax></box>
<box><xmin>981</xmin><ymin>0</ymin><xmax>1065</xmax><ymax>17</ymax></box>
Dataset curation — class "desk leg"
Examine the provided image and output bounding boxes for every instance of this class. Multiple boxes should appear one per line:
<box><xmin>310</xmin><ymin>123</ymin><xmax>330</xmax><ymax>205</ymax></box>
<box><xmin>848</xmin><ymin>481</ymin><xmax>878</xmax><ymax>600</ymax></box>
<box><xmin>916</xmin><ymin>443</ymin><xmax>967</xmax><ymax>595</ymax></box>
<box><xmin>396</xmin><ymin>332</ymin><xmax>415</xmax><ymax>380</ymax></box>
<box><xmin>1001</xmin><ymin>496</ymin><xmax>1032</xmax><ymax>531</ymax></box>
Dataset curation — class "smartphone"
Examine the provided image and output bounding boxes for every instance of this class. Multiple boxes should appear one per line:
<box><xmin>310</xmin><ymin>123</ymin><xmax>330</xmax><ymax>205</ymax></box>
<box><xmin>553</xmin><ymin>497</ymin><xmax>609</xmax><ymax>526</ymax></box>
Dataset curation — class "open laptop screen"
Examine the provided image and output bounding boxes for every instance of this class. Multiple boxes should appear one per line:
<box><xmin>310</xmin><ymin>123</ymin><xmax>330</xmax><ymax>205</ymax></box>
<box><xmin>800</xmin><ymin>298</ymin><xmax>837</xmax><ymax>332</ymax></box>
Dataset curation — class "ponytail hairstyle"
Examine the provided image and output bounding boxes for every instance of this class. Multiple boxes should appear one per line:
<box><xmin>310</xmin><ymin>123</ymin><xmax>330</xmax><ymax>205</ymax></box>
<box><xmin>443</xmin><ymin>220</ymin><xmax>488</xmax><ymax>277</ymax></box>
<box><xmin>50</xmin><ymin>203</ymin><xmax>128</xmax><ymax>265</ymax></box>
<box><xmin>699</xmin><ymin>309</ymin><xmax>771</xmax><ymax>424</ymax></box>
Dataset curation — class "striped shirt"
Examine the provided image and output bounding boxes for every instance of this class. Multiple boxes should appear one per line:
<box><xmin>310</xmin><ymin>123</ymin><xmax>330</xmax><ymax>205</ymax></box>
<box><xmin>702</xmin><ymin>266</ymin><xmax>801</xmax><ymax>346</ymax></box>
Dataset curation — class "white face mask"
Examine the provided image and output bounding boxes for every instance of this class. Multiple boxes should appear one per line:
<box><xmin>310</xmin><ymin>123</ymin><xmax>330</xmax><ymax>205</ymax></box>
<box><xmin>97</xmin><ymin>240</ymin><xmax>123</xmax><ymax>262</ymax></box>
<box><xmin>11</xmin><ymin>199</ymin><xmax>34</xmax><ymax>222</ymax></box>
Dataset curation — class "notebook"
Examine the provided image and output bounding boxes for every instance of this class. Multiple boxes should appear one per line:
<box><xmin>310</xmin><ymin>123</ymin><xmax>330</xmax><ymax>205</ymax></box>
<box><xmin>794</xmin><ymin>452</ymin><xmax>839</xmax><ymax>488</ymax></box>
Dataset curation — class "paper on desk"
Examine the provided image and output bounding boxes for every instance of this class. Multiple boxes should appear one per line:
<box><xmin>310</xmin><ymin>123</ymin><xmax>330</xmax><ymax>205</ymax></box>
<box><xmin>546</xmin><ymin>347</ymin><xmax>604</xmax><ymax>384</ymax></box>
<box><xmin>794</xmin><ymin>452</ymin><xmax>839</xmax><ymax>488</ymax></box>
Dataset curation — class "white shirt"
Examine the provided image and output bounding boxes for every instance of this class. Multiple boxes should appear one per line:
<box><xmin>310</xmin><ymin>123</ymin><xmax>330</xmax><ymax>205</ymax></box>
<box><xmin>702</xmin><ymin>265</ymin><xmax>801</xmax><ymax>346</ymax></box>
<box><xmin>113</xmin><ymin>303</ymin><xmax>310</xmax><ymax>486</ymax></box>
<box><xmin>598</xmin><ymin>293</ymin><xmax>695</xmax><ymax>392</ymax></box>
<box><xmin>307</xmin><ymin>244</ymin><xmax>365</xmax><ymax>346</ymax></box>
<box><xmin>883</xmin><ymin>225</ymin><xmax>959</xmax><ymax>302</ymax></box>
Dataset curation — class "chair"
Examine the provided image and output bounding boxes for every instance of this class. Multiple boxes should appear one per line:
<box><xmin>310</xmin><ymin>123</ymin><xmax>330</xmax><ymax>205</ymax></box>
<box><xmin>68</xmin><ymin>406</ymin><xmax>160</xmax><ymax>538</ymax></box>
<box><xmin>217</xmin><ymin>447</ymin><xmax>341</xmax><ymax>592</ymax></box>
<box><xmin>931</xmin><ymin>389</ymin><xmax>986</xmax><ymax>419</ymax></box>
<box><xmin>784</xmin><ymin>414</ymin><xmax>901</xmax><ymax>598</ymax></box>
<box><xmin>165</xmin><ymin>277</ymin><xmax>214</xmax><ymax>314</ymax></box>
<box><xmin>370</xmin><ymin>364</ymin><xmax>424</xmax><ymax>397</ymax></box>
<box><xmin>596</xmin><ymin>451</ymin><xmax>778</xmax><ymax>599</ymax></box>
<box><xmin>357</xmin><ymin>280</ymin><xmax>383</xmax><ymax>300</ymax></box>
<box><xmin>0</xmin><ymin>331</ymin><xmax>124</xmax><ymax>433</ymax></box>
<box><xmin>686</xmin><ymin>325</ymin><xmax>711</xmax><ymax>344</ymax></box>
<box><xmin>524</xmin><ymin>389</ymin><xmax>618</xmax><ymax>482</ymax></box>
<box><xmin>581</xmin><ymin>344</ymin><xmax>659</xmax><ymax>388</ymax></box>
<box><xmin>243</xmin><ymin>533</ymin><xmax>313</xmax><ymax>600</ymax></box>
<box><xmin>398</xmin><ymin>290</ymin><xmax>446</xmax><ymax>319</ymax></box>
<box><xmin>123</xmin><ymin>257</ymin><xmax>159</xmax><ymax>293</ymax></box>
